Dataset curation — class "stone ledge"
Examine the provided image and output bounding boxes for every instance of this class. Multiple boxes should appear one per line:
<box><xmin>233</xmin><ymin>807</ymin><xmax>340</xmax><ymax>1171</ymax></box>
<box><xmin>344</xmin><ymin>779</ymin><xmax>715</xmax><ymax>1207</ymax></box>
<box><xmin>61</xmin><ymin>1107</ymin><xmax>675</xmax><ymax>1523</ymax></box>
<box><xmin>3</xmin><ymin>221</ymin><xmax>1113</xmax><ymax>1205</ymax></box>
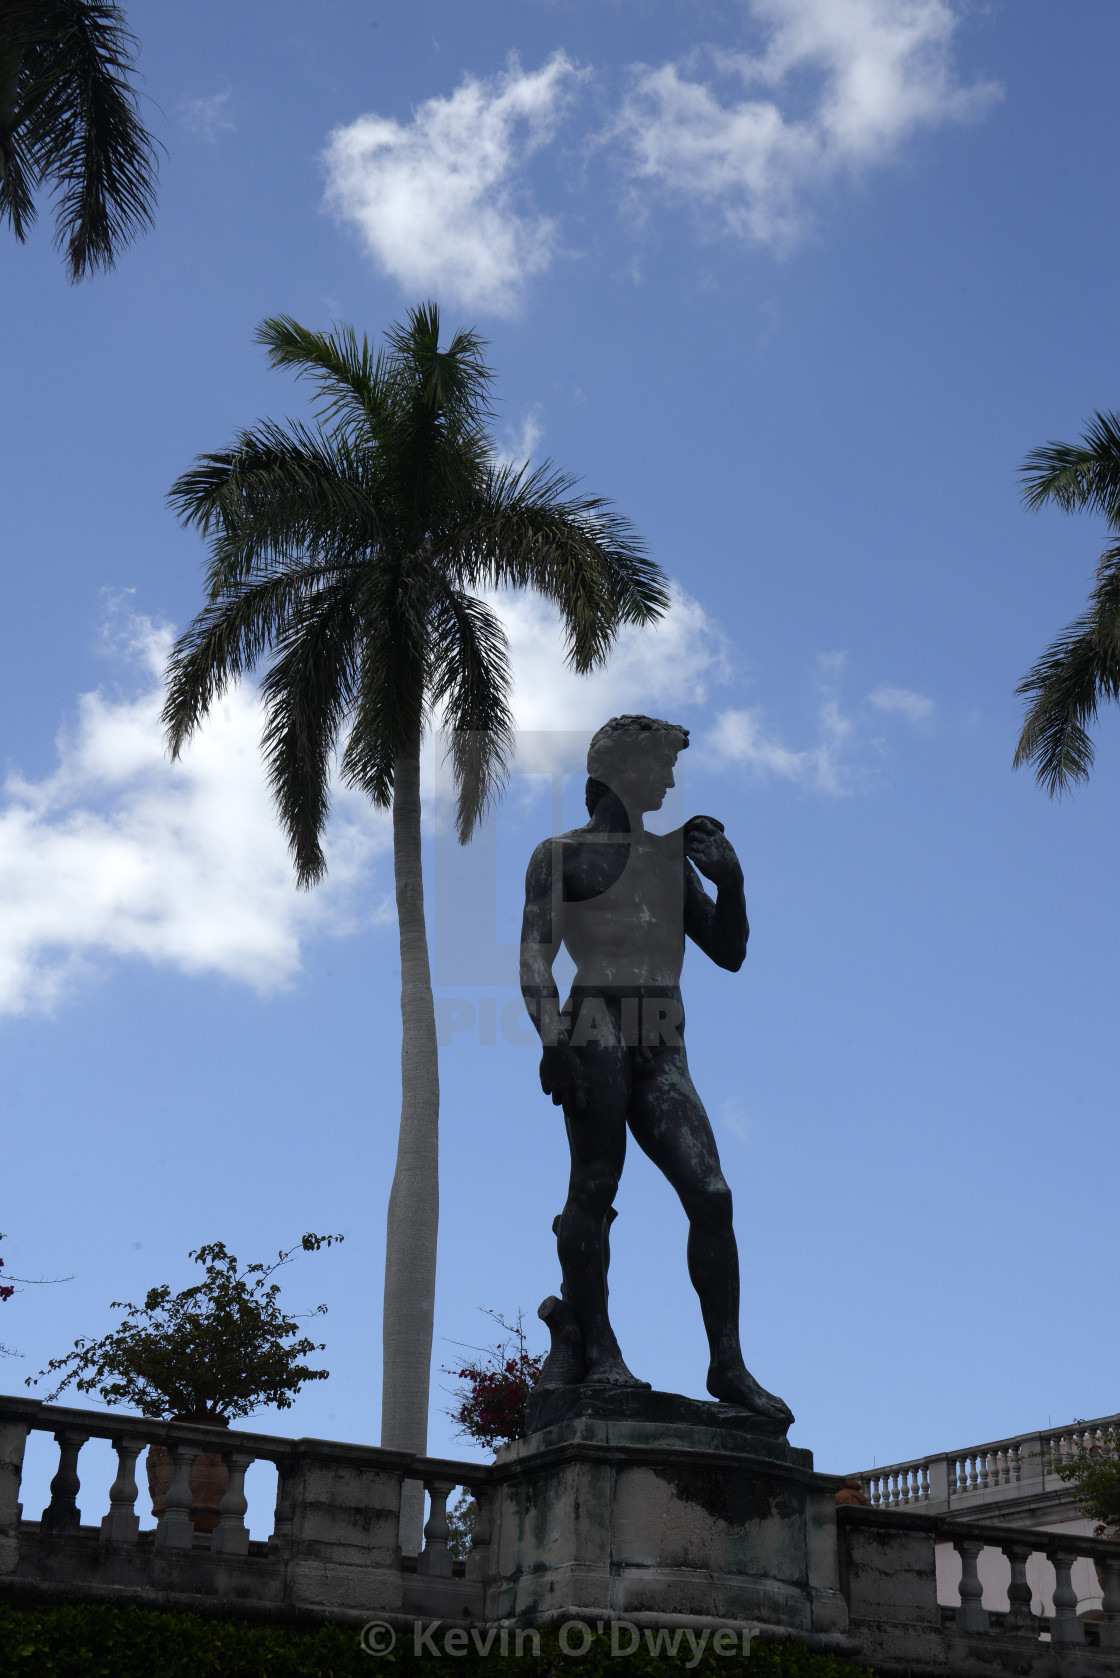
<box><xmin>526</xmin><ymin>1385</ymin><xmax>796</xmax><ymax>1445</ymax></box>
<box><xmin>498</xmin><ymin>1413</ymin><xmax>822</xmax><ymax>1480</ymax></box>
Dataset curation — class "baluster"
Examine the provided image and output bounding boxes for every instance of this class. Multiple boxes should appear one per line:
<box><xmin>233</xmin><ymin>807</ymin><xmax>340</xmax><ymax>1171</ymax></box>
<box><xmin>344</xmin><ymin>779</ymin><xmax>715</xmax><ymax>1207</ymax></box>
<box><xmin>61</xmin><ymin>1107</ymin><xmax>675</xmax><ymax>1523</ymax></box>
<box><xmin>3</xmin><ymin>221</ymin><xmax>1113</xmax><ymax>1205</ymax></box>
<box><xmin>267</xmin><ymin>1457</ymin><xmax>296</xmax><ymax>1554</ymax></box>
<box><xmin>154</xmin><ymin>1442</ymin><xmax>198</xmax><ymax>1549</ymax></box>
<box><xmin>464</xmin><ymin>1481</ymin><xmax>494</xmax><ymax>1581</ymax></box>
<box><xmin>979</xmin><ymin>1451</ymin><xmax>991</xmax><ymax>1490</ymax></box>
<box><xmin>994</xmin><ymin>1448</ymin><xmax>1007</xmax><ymax>1485</ymax></box>
<box><xmin>1099</xmin><ymin>1554</ymin><xmax>1120</xmax><ymax>1649</ymax></box>
<box><xmin>1048</xmin><ymin>1549</ymin><xmax>1083</xmax><ymax>1644</ymax></box>
<box><xmin>1010</xmin><ymin>1443</ymin><xmax>1022</xmax><ymax>1483</ymax></box>
<box><xmin>963</xmin><ymin>1453</ymin><xmax>976</xmax><ymax>1493</ymax></box>
<box><xmin>39</xmin><ymin>1430</ymin><xmax>87</xmax><ymax>1533</ymax></box>
<box><xmin>210</xmin><ymin>1450</ymin><xmax>253</xmax><ymax>1557</ymax></box>
<box><xmin>919</xmin><ymin>1463</ymin><xmax>931</xmax><ymax>1502</ymax></box>
<box><xmin>416</xmin><ymin>1477</ymin><xmax>456</xmax><ymax>1577</ymax></box>
<box><xmin>954</xmin><ymin>1537</ymin><xmax>989</xmax><ymax>1634</ymax></box>
<box><xmin>1001</xmin><ymin>1542</ymin><xmax>1036</xmax><ymax>1637</ymax></box>
<box><xmin>869</xmin><ymin>1474</ymin><xmax>881</xmax><ymax>1508</ymax></box>
<box><xmin>100</xmin><ymin>1437</ymin><xmax>142</xmax><ymax>1544</ymax></box>
<box><xmin>900</xmin><ymin>1468</ymin><xmax>912</xmax><ymax>1505</ymax></box>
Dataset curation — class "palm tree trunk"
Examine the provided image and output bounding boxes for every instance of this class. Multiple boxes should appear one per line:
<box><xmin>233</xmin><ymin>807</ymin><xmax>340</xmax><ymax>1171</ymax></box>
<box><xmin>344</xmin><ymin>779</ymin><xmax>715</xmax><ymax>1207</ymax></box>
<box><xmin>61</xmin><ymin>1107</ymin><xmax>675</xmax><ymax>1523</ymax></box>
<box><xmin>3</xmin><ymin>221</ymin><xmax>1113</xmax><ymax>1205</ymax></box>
<box><xmin>381</xmin><ymin>731</ymin><xmax>439</xmax><ymax>1549</ymax></box>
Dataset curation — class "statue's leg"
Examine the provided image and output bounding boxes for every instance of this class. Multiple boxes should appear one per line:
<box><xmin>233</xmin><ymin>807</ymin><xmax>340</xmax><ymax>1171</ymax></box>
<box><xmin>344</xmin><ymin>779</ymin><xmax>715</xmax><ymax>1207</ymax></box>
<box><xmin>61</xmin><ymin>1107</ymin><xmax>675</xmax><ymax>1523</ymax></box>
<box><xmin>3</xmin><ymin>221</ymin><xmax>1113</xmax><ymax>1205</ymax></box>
<box><xmin>557</xmin><ymin>1032</ymin><xmax>646</xmax><ymax>1387</ymax></box>
<box><xmin>628</xmin><ymin>1046</ymin><xmax>793</xmax><ymax>1425</ymax></box>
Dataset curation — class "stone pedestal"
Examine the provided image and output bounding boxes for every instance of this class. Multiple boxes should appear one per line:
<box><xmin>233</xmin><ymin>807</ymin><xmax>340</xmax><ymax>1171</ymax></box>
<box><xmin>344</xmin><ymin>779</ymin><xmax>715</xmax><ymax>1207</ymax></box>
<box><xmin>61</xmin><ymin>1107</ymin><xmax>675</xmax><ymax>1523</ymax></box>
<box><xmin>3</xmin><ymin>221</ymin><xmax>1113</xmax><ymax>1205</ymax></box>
<box><xmin>487</xmin><ymin>1405</ymin><xmax>848</xmax><ymax>1636</ymax></box>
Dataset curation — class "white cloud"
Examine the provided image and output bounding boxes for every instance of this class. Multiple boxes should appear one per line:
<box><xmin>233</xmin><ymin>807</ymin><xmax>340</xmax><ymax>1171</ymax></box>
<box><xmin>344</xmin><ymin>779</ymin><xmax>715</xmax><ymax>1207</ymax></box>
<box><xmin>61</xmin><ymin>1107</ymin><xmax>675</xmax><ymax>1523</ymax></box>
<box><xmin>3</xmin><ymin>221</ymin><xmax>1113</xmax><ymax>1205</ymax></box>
<box><xmin>322</xmin><ymin>53</ymin><xmax>584</xmax><ymax>315</ymax></box>
<box><xmin>868</xmin><ymin>683</ymin><xmax>934</xmax><ymax>723</ymax></box>
<box><xmin>493</xmin><ymin>407</ymin><xmax>544</xmax><ymax>471</ymax></box>
<box><xmin>706</xmin><ymin>695</ymin><xmax>857</xmax><ymax>794</ymax></box>
<box><xmin>0</xmin><ymin>614</ymin><xmax>389</xmax><ymax>1017</ymax></box>
<box><xmin>613</xmin><ymin>0</ymin><xmax>1000</xmax><ymax>248</ymax></box>
<box><xmin>178</xmin><ymin>89</ymin><xmax>235</xmax><ymax>143</ymax></box>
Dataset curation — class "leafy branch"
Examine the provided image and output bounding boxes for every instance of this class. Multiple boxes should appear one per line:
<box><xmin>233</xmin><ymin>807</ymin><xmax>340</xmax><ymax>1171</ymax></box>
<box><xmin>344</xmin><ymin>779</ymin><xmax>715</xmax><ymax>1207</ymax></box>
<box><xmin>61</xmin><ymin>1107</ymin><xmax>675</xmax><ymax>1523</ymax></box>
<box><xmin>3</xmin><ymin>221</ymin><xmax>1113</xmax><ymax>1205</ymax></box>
<box><xmin>26</xmin><ymin>1233</ymin><xmax>343</xmax><ymax>1420</ymax></box>
<box><xmin>443</xmin><ymin>1308</ymin><xmax>543</xmax><ymax>1450</ymax></box>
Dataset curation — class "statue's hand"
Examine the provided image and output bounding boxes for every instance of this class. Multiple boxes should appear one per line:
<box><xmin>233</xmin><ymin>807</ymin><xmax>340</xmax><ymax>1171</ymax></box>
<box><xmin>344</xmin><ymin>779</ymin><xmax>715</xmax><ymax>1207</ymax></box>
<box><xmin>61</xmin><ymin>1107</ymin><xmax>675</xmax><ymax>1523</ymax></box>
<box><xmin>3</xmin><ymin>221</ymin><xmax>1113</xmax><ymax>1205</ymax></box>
<box><xmin>684</xmin><ymin>815</ymin><xmax>742</xmax><ymax>887</ymax></box>
<box><xmin>539</xmin><ymin>1045</ymin><xmax>587</xmax><ymax>1111</ymax></box>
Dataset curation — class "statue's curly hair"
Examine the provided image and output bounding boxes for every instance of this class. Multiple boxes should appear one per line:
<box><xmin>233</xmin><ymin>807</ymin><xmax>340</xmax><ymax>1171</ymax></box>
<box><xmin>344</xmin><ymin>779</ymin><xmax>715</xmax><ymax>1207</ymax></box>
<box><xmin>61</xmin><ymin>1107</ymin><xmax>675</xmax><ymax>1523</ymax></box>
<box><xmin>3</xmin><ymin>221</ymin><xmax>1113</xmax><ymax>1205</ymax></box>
<box><xmin>585</xmin><ymin>714</ymin><xmax>689</xmax><ymax>814</ymax></box>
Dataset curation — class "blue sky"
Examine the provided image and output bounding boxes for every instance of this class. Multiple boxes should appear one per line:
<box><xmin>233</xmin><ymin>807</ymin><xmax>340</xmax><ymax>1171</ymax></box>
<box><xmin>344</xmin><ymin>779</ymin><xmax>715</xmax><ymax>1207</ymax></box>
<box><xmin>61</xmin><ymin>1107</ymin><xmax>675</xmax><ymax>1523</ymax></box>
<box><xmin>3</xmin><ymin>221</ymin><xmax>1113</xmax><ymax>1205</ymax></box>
<box><xmin>4</xmin><ymin>0</ymin><xmax>1119</xmax><ymax>1528</ymax></box>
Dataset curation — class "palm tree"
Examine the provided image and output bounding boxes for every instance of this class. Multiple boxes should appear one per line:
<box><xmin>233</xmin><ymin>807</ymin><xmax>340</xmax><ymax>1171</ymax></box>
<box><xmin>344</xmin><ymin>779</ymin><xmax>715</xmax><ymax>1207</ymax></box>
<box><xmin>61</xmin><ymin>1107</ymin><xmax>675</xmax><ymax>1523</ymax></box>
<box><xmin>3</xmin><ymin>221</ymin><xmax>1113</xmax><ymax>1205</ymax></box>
<box><xmin>163</xmin><ymin>305</ymin><xmax>667</xmax><ymax>1497</ymax></box>
<box><xmin>1014</xmin><ymin>413</ymin><xmax>1120</xmax><ymax>795</ymax></box>
<box><xmin>1</xmin><ymin>0</ymin><xmax>158</xmax><ymax>279</ymax></box>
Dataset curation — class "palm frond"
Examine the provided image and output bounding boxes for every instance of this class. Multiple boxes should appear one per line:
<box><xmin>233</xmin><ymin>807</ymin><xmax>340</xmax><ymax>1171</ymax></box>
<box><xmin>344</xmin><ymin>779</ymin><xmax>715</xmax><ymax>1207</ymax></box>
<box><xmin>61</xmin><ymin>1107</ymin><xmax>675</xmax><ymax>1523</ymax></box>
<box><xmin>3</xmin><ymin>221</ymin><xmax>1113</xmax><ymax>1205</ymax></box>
<box><xmin>1014</xmin><ymin>544</ymin><xmax>1120</xmax><ymax>795</ymax></box>
<box><xmin>168</xmin><ymin>420</ymin><xmax>384</xmax><ymax>594</ymax></box>
<box><xmin>381</xmin><ymin>302</ymin><xmax>495</xmax><ymax>522</ymax></box>
<box><xmin>255</xmin><ymin>316</ymin><xmax>394</xmax><ymax>439</ymax></box>
<box><xmin>442</xmin><ymin>460</ymin><xmax>668</xmax><ymax>671</ymax></box>
<box><xmin>0</xmin><ymin>122</ymin><xmax>37</xmax><ymax>239</ymax></box>
<box><xmin>10</xmin><ymin>0</ymin><xmax>158</xmax><ymax>279</ymax></box>
<box><xmin>162</xmin><ymin>562</ymin><xmax>347</xmax><ymax>759</ymax></box>
<box><xmin>1020</xmin><ymin>411</ymin><xmax>1120</xmax><ymax>526</ymax></box>
<box><xmin>427</xmin><ymin>584</ymin><xmax>514</xmax><ymax>842</ymax></box>
<box><xmin>258</xmin><ymin>579</ymin><xmax>362</xmax><ymax>887</ymax></box>
<box><xmin>384</xmin><ymin>302</ymin><xmax>492</xmax><ymax>421</ymax></box>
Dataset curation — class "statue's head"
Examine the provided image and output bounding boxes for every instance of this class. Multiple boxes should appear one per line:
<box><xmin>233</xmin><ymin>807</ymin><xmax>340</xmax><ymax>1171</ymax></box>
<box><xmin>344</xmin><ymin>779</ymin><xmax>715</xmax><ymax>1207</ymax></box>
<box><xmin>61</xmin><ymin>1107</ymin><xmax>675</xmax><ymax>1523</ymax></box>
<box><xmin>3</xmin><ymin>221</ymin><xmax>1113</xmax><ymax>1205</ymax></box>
<box><xmin>585</xmin><ymin>714</ymin><xmax>689</xmax><ymax>815</ymax></box>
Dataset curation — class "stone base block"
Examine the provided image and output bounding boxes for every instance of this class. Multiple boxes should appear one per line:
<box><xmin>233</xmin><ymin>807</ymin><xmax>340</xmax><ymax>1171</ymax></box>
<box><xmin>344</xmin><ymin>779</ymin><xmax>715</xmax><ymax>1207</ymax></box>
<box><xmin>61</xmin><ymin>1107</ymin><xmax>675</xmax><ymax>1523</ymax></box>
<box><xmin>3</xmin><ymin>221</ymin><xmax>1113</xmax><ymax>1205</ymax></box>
<box><xmin>486</xmin><ymin>1416</ymin><xmax>847</xmax><ymax>1637</ymax></box>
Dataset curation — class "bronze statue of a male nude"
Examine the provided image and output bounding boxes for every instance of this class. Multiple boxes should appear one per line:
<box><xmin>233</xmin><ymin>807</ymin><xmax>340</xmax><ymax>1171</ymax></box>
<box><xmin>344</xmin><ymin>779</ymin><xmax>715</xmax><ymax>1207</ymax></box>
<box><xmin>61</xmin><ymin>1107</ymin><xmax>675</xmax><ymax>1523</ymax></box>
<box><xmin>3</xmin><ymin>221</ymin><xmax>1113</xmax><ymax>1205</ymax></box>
<box><xmin>520</xmin><ymin>714</ymin><xmax>792</xmax><ymax>1428</ymax></box>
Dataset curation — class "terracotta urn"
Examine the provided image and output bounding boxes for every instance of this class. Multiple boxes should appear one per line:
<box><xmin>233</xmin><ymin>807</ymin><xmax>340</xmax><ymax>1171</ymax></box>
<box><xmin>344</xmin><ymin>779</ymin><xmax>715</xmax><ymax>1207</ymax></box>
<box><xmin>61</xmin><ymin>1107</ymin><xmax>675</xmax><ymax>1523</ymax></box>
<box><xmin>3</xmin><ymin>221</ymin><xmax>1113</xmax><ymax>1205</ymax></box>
<box><xmin>834</xmin><ymin>1477</ymin><xmax>870</xmax><ymax>1507</ymax></box>
<box><xmin>146</xmin><ymin>1411</ymin><xmax>230</xmax><ymax>1535</ymax></box>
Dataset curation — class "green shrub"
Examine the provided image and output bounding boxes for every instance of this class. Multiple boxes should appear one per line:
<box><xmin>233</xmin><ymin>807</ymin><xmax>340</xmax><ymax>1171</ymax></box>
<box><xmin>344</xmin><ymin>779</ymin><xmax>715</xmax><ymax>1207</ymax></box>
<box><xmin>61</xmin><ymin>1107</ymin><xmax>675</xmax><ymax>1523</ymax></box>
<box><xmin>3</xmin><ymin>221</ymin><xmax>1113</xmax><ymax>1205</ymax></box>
<box><xmin>0</xmin><ymin>1604</ymin><xmax>876</xmax><ymax>1677</ymax></box>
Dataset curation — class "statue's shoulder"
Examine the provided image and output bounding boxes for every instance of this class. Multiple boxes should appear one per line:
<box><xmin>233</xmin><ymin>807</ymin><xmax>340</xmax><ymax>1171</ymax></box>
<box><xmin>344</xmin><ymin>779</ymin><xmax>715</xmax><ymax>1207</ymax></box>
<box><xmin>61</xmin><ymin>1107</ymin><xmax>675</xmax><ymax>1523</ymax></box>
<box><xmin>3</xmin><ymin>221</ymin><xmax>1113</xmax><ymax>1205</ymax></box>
<box><xmin>526</xmin><ymin>826</ymin><xmax>590</xmax><ymax>882</ymax></box>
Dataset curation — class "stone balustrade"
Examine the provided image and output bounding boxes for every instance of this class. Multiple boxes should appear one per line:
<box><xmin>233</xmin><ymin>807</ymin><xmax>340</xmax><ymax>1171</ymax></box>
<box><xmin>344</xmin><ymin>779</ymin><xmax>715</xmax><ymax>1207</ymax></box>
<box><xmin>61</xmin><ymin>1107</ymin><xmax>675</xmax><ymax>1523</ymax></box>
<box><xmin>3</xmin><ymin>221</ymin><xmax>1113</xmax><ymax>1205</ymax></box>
<box><xmin>0</xmin><ymin>1393</ymin><xmax>492</xmax><ymax>1623</ymax></box>
<box><xmin>5</xmin><ymin>1394</ymin><xmax>1120</xmax><ymax>1672</ymax></box>
<box><xmin>839</xmin><ymin>1503</ymin><xmax>1120</xmax><ymax>1671</ymax></box>
<box><xmin>853</xmin><ymin>1412</ymin><xmax>1120</xmax><ymax>1517</ymax></box>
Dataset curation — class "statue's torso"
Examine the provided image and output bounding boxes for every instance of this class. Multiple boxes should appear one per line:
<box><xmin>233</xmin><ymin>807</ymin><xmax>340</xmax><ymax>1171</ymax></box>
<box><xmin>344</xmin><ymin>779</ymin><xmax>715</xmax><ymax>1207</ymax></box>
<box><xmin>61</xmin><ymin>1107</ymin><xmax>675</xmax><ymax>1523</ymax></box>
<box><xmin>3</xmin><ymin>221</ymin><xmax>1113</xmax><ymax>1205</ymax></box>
<box><xmin>556</xmin><ymin>827</ymin><xmax>687</xmax><ymax>989</ymax></box>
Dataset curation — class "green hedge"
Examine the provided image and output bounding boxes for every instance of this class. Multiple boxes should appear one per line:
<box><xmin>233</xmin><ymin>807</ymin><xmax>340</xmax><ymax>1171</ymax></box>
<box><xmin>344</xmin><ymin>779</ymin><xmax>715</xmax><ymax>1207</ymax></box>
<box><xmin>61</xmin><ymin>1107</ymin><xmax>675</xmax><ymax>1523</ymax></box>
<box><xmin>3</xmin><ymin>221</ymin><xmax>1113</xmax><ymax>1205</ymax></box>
<box><xmin>0</xmin><ymin>1605</ymin><xmax>875</xmax><ymax>1678</ymax></box>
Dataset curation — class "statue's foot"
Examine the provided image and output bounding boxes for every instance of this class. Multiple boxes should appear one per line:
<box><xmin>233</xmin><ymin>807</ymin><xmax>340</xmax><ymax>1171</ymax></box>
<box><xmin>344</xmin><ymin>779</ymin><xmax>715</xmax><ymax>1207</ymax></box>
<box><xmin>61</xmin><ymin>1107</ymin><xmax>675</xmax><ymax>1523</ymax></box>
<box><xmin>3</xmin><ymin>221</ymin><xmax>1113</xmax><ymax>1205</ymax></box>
<box><xmin>582</xmin><ymin>1351</ymin><xmax>651</xmax><ymax>1389</ymax></box>
<box><xmin>706</xmin><ymin>1363</ymin><xmax>794</xmax><ymax>1427</ymax></box>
